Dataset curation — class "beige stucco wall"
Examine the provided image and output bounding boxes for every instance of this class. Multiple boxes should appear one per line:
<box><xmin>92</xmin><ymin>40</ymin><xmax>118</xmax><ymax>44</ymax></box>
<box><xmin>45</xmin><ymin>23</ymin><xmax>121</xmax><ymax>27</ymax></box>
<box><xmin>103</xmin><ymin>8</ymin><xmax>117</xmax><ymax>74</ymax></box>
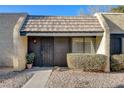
<box><xmin>13</xmin><ymin>36</ymin><xmax>27</xmax><ymax>71</ymax></box>
<box><xmin>0</xmin><ymin>13</ymin><xmax>27</xmax><ymax>71</ymax></box>
<box><xmin>13</xmin><ymin>14</ymin><xmax>27</xmax><ymax>71</ymax></box>
<box><xmin>95</xmin><ymin>13</ymin><xmax>110</xmax><ymax>72</ymax></box>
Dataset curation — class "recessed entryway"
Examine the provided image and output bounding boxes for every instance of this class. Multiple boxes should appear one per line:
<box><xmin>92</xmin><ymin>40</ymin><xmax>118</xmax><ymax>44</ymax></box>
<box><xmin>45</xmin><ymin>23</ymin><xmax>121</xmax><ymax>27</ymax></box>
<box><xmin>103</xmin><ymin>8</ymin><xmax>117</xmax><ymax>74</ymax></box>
<box><xmin>28</xmin><ymin>37</ymin><xmax>70</xmax><ymax>67</ymax></box>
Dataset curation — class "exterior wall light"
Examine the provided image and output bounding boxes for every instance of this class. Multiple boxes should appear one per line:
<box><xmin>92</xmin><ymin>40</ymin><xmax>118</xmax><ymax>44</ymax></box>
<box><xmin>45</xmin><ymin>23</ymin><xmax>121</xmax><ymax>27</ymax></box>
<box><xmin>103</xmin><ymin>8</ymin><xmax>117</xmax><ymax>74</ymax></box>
<box><xmin>33</xmin><ymin>39</ymin><xmax>37</xmax><ymax>44</ymax></box>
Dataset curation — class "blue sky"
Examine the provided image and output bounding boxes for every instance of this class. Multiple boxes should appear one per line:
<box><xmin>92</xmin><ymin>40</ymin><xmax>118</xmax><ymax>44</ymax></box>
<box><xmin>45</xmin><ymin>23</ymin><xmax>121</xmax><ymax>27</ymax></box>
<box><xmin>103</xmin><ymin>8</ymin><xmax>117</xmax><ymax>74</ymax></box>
<box><xmin>0</xmin><ymin>5</ymin><xmax>117</xmax><ymax>16</ymax></box>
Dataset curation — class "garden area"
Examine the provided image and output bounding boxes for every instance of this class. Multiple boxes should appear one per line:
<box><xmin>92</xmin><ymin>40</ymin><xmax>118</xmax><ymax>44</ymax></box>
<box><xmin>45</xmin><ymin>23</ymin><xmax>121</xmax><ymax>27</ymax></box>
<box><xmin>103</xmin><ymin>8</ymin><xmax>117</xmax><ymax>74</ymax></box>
<box><xmin>45</xmin><ymin>53</ymin><xmax>124</xmax><ymax>88</ymax></box>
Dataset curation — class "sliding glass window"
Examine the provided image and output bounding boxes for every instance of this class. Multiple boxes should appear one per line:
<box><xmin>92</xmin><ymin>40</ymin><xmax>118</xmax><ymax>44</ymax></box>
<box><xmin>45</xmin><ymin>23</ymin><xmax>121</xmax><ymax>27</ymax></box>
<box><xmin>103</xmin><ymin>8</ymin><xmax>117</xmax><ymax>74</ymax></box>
<box><xmin>72</xmin><ymin>37</ymin><xmax>96</xmax><ymax>53</ymax></box>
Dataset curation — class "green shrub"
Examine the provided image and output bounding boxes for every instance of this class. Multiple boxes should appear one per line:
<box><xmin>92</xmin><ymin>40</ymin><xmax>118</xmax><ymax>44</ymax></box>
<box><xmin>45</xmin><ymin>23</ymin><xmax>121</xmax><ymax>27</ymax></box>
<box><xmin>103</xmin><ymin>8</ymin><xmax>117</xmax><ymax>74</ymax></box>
<box><xmin>111</xmin><ymin>54</ymin><xmax>124</xmax><ymax>71</ymax></box>
<box><xmin>26</xmin><ymin>53</ymin><xmax>35</xmax><ymax>64</ymax></box>
<box><xmin>67</xmin><ymin>53</ymin><xmax>108</xmax><ymax>72</ymax></box>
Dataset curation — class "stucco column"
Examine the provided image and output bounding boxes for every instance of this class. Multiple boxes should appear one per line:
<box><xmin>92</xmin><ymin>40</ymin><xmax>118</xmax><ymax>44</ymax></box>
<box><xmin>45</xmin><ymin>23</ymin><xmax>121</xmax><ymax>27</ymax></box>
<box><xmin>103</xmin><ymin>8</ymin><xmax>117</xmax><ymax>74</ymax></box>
<box><xmin>95</xmin><ymin>13</ymin><xmax>110</xmax><ymax>72</ymax></box>
<box><xmin>104</xmin><ymin>30</ymin><xmax>110</xmax><ymax>72</ymax></box>
<box><xmin>13</xmin><ymin>15</ymin><xmax>27</xmax><ymax>71</ymax></box>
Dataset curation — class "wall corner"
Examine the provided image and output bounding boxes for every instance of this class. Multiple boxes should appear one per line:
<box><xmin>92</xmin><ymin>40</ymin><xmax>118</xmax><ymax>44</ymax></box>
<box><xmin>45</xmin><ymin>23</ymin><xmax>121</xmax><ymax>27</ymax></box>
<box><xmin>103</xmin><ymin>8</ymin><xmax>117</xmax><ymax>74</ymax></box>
<box><xmin>13</xmin><ymin>14</ymin><xmax>28</xmax><ymax>71</ymax></box>
<box><xmin>95</xmin><ymin>13</ymin><xmax>110</xmax><ymax>72</ymax></box>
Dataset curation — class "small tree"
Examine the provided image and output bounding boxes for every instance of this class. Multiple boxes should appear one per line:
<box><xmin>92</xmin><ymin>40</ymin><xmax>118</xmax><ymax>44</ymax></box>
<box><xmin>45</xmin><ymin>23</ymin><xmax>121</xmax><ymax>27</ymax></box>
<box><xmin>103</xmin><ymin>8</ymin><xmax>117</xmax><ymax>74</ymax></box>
<box><xmin>77</xmin><ymin>5</ymin><xmax>114</xmax><ymax>16</ymax></box>
<box><xmin>111</xmin><ymin>6</ymin><xmax>124</xmax><ymax>13</ymax></box>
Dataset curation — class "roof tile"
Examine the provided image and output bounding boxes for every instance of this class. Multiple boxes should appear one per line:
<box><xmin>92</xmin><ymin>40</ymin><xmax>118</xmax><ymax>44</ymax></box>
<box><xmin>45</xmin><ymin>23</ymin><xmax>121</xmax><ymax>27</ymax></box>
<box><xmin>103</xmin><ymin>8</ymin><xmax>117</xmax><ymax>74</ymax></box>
<box><xmin>20</xmin><ymin>15</ymin><xmax>103</xmax><ymax>32</ymax></box>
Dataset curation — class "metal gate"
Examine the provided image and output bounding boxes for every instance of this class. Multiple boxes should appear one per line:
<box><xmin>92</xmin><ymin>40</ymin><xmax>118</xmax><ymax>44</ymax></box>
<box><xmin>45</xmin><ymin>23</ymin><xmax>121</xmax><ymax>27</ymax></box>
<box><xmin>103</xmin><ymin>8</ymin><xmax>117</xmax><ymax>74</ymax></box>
<box><xmin>28</xmin><ymin>37</ymin><xmax>54</xmax><ymax>66</ymax></box>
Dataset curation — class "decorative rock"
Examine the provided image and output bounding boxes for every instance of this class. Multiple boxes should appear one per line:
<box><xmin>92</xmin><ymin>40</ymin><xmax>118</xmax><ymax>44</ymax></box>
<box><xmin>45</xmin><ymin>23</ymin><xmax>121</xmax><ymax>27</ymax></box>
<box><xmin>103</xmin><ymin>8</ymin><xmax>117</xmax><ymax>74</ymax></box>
<box><xmin>45</xmin><ymin>67</ymin><xmax>124</xmax><ymax>88</ymax></box>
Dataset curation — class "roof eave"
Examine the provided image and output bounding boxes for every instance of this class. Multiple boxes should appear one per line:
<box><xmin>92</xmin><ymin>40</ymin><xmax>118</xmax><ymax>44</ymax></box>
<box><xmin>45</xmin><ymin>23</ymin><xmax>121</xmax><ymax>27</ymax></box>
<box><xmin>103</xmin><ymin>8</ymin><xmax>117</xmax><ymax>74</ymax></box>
<box><xmin>20</xmin><ymin>31</ymin><xmax>104</xmax><ymax>36</ymax></box>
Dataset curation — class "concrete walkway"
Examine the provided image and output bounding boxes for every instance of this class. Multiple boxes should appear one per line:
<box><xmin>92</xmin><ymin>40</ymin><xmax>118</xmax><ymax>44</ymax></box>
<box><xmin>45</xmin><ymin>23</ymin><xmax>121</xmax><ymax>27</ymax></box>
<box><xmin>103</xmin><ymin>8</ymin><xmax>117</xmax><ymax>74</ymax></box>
<box><xmin>22</xmin><ymin>67</ymin><xmax>52</xmax><ymax>88</ymax></box>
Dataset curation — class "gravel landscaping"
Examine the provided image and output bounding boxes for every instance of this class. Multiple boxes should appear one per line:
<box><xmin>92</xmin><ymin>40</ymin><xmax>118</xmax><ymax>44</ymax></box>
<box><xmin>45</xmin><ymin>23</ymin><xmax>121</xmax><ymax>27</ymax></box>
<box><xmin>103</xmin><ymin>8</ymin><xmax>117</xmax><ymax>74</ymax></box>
<box><xmin>0</xmin><ymin>71</ymin><xmax>33</xmax><ymax>88</ymax></box>
<box><xmin>45</xmin><ymin>67</ymin><xmax>124</xmax><ymax>88</ymax></box>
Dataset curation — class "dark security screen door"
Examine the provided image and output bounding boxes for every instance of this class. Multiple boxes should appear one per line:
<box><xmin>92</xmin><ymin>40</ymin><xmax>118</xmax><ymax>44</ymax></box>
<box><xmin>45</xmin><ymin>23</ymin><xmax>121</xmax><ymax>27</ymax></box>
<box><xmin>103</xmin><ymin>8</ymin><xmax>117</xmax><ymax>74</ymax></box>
<box><xmin>41</xmin><ymin>37</ymin><xmax>54</xmax><ymax>66</ymax></box>
<box><xmin>28</xmin><ymin>37</ymin><xmax>54</xmax><ymax>67</ymax></box>
<box><xmin>110</xmin><ymin>38</ymin><xmax>122</xmax><ymax>54</ymax></box>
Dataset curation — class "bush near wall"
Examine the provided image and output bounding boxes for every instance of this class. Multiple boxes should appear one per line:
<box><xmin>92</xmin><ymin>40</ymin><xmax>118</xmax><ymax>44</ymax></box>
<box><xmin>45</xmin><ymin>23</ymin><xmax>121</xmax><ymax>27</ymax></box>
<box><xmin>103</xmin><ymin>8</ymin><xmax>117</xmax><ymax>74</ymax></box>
<box><xmin>67</xmin><ymin>53</ymin><xmax>108</xmax><ymax>72</ymax></box>
<box><xmin>111</xmin><ymin>54</ymin><xmax>124</xmax><ymax>71</ymax></box>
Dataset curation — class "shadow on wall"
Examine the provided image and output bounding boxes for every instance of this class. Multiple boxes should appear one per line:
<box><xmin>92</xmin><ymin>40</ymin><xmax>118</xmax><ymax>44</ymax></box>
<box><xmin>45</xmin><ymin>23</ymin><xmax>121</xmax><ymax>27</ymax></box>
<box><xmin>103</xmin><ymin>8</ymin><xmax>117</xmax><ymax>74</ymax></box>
<box><xmin>95</xmin><ymin>36</ymin><xmax>102</xmax><ymax>53</ymax></box>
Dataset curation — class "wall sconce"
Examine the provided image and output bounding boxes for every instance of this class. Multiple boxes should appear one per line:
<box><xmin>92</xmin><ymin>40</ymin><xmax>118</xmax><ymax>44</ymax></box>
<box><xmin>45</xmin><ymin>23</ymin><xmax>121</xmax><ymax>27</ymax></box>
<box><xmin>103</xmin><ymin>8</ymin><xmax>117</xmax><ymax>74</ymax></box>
<box><xmin>33</xmin><ymin>39</ymin><xmax>37</xmax><ymax>44</ymax></box>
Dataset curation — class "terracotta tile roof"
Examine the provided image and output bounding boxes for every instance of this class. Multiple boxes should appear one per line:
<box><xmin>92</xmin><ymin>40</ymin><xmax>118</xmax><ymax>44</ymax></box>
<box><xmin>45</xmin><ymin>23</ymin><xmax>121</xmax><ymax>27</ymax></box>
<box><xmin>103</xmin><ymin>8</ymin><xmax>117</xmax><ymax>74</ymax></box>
<box><xmin>20</xmin><ymin>15</ymin><xmax>103</xmax><ymax>32</ymax></box>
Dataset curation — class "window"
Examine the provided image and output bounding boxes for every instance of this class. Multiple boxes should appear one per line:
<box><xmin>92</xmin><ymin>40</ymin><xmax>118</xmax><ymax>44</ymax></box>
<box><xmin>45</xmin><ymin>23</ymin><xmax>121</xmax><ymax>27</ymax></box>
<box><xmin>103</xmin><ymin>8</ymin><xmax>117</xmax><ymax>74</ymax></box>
<box><xmin>72</xmin><ymin>37</ymin><xmax>96</xmax><ymax>53</ymax></box>
<box><xmin>72</xmin><ymin>38</ymin><xmax>84</xmax><ymax>53</ymax></box>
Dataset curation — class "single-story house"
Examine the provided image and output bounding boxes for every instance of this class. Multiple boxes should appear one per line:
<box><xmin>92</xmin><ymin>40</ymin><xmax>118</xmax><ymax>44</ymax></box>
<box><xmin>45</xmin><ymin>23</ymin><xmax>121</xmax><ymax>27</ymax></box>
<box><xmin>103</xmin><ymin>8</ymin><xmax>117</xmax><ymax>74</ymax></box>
<box><xmin>0</xmin><ymin>13</ymin><xmax>124</xmax><ymax>72</ymax></box>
